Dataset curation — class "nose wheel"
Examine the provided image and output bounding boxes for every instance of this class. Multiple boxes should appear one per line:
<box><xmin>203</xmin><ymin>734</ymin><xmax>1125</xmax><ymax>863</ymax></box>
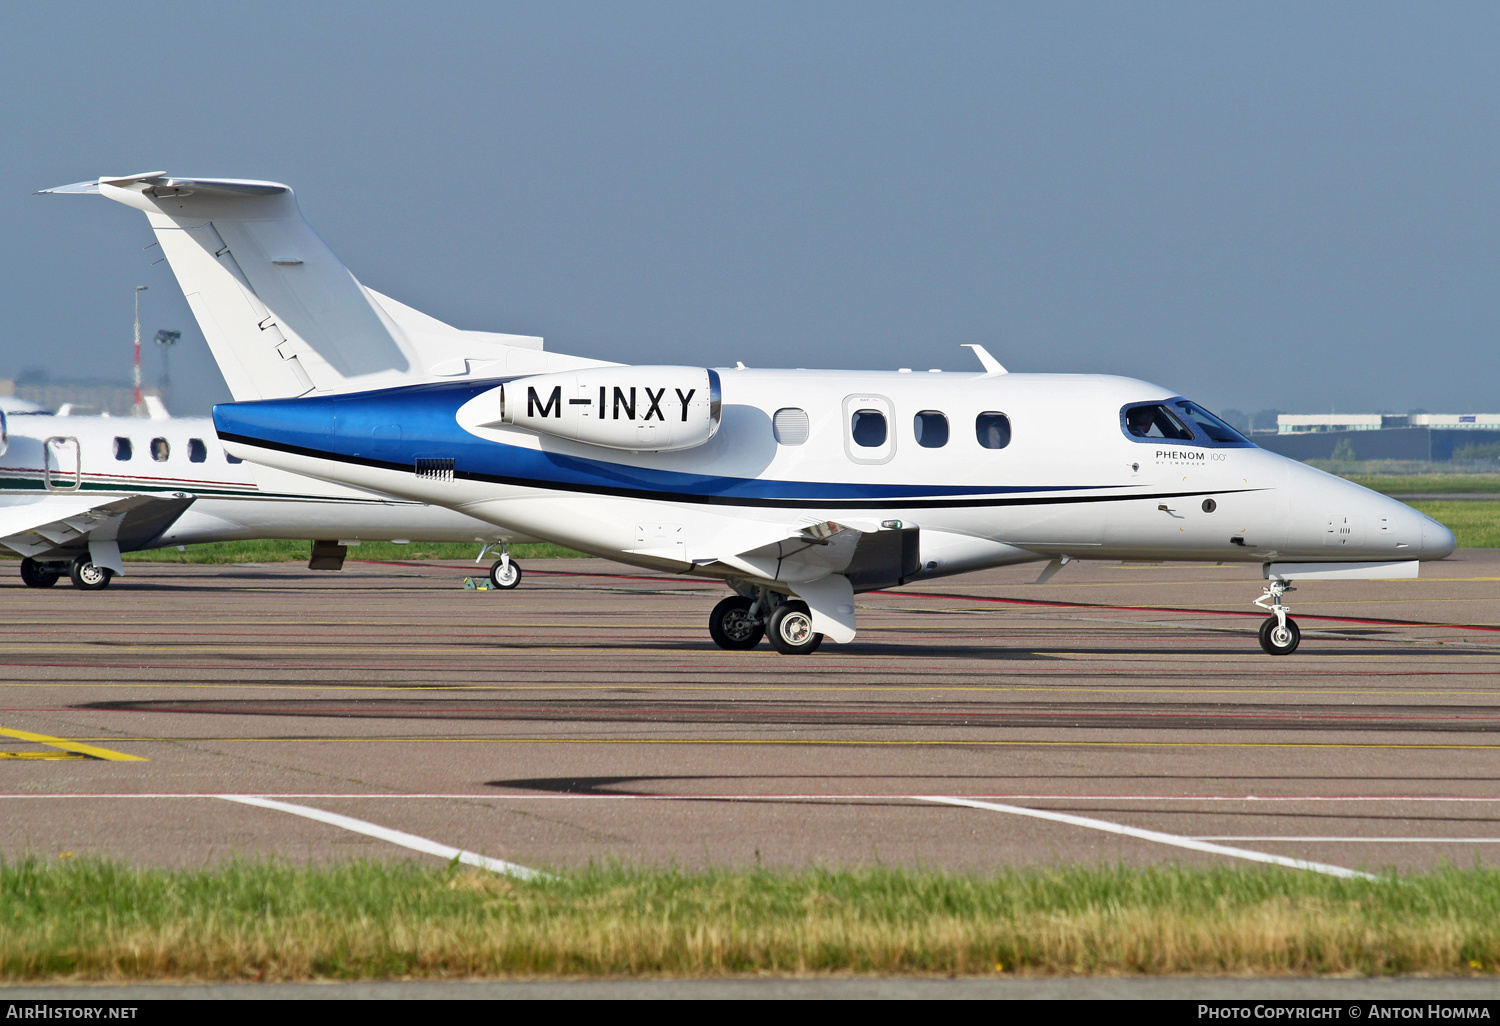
<box><xmin>1253</xmin><ymin>578</ymin><xmax>1300</xmax><ymax>655</ymax></box>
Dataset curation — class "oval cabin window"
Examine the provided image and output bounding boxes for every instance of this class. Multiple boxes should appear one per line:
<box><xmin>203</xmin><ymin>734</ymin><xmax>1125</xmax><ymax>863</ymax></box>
<box><xmin>773</xmin><ymin>408</ymin><xmax>809</xmax><ymax>445</ymax></box>
<box><xmin>188</xmin><ymin>438</ymin><xmax>208</xmax><ymax>463</ymax></box>
<box><xmin>150</xmin><ymin>438</ymin><xmax>170</xmax><ymax>462</ymax></box>
<box><xmin>976</xmin><ymin>412</ymin><xmax>1011</xmax><ymax>450</ymax></box>
<box><xmin>113</xmin><ymin>437</ymin><xmax>133</xmax><ymax>461</ymax></box>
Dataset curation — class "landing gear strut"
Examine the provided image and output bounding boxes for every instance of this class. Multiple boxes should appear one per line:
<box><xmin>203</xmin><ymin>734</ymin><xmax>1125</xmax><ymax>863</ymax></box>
<box><xmin>19</xmin><ymin>558</ymin><xmax>63</xmax><ymax>588</ymax></box>
<box><xmin>1254</xmin><ymin>579</ymin><xmax>1300</xmax><ymax>655</ymax></box>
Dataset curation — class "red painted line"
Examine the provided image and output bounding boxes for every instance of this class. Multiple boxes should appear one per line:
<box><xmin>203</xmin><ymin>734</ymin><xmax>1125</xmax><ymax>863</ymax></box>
<box><xmin>878</xmin><ymin>588</ymin><xmax>1500</xmax><ymax>633</ymax></box>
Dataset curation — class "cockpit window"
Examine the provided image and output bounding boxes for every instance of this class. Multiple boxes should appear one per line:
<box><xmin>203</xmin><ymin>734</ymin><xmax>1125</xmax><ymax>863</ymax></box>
<box><xmin>1121</xmin><ymin>399</ymin><xmax>1255</xmax><ymax>447</ymax></box>
<box><xmin>1173</xmin><ymin>401</ymin><xmax>1250</xmax><ymax>444</ymax></box>
<box><xmin>1123</xmin><ymin>404</ymin><xmax>1194</xmax><ymax>440</ymax></box>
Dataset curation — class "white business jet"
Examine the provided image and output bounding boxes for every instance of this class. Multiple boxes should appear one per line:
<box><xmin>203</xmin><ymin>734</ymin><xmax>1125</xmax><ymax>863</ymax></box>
<box><xmin>49</xmin><ymin>173</ymin><xmax>1455</xmax><ymax>652</ymax></box>
<box><xmin>0</xmin><ymin>395</ymin><xmax>530</xmax><ymax>590</ymax></box>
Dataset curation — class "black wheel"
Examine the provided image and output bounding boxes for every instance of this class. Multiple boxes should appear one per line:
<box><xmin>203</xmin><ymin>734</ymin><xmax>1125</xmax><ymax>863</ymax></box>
<box><xmin>767</xmin><ymin>601</ymin><xmax>823</xmax><ymax>655</ymax></box>
<box><xmin>1258</xmin><ymin>616</ymin><xmax>1300</xmax><ymax>655</ymax></box>
<box><xmin>709</xmin><ymin>595</ymin><xmax>764</xmax><ymax>650</ymax></box>
<box><xmin>19</xmin><ymin>558</ymin><xmax>61</xmax><ymax>588</ymax></box>
<box><xmin>488</xmin><ymin>559</ymin><xmax>522</xmax><ymax>589</ymax></box>
<box><xmin>69</xmin><ymin>556</ymin><xmax>113</xmax><ymax>591</ymax></box>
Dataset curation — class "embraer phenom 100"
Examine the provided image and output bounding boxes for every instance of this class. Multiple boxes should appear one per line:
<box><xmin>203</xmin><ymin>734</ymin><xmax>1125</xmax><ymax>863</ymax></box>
<box><xmin>49</xmin><ymin>173</ymin><xmax>1456</xmax><ymax>654</ymax></box>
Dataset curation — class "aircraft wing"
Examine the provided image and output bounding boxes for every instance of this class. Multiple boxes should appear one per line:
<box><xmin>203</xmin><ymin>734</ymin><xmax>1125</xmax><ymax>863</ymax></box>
<box><xmin>699</xmin><ymin>519</ymin><xmax>923</xmax><ymax>643</ymax></box>
<box><xmin>0</xmin><ymin>492</ymin><xmax>197</xmax><ymax>573</ymax></box>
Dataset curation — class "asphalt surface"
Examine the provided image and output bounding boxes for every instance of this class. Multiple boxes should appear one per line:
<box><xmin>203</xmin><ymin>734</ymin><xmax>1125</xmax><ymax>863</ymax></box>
<box><xmin>3</xmin><ymin>551</ymin><xmax>1500</xmax><ymax>875</ymax></box>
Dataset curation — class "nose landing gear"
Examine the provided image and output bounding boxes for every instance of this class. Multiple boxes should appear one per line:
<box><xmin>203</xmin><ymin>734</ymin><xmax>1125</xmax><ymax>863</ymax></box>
<box><xmin>1254</xmin><ymin>579</ymin><xmax>1300</xmax><ymax>655</ymax></box>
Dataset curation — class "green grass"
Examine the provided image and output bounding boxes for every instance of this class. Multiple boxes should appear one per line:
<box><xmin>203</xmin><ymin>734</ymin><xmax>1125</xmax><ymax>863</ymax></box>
<box><xmin>1342</xmin><ymin>474</ymin><xmax>1500</xmax><ymax>495</ymax></box>
<box><xmin>3</xmin><ymin>859</ymin><xmax>1500</xmax><ymax>980</ymax></box>
<box><xmin>1408</xmin><ymin>501</ymin><xmax>1500</xmax><ymax>548</ymax></box>
<box><xmin>120</xmin><ymin>539</ymin><xmax>584</xmax><ymax>564</ymax></box>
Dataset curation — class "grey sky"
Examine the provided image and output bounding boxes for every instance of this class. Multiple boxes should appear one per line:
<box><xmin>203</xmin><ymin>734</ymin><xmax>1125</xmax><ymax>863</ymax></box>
<box><xmin>3</xmin><ymin>1</ymin><xmax>1497</xmax><ymax>416</ymax></box>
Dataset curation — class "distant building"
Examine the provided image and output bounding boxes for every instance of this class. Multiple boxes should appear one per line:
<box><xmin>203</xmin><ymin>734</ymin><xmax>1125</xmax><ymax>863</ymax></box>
<box><xmin>1276</xmin><ymin>413</ymin><xmax>1500</xmax><ymax>433</ymax></box>
<box><xmin>0</xmin><ymin>376</ymin><xmax>161</xmax><ymax>417</ymax></box>
<box><xmin>1255</xmin><ymin>412</ymin><xmax>1500</xmax><ymax>461</ymax></box>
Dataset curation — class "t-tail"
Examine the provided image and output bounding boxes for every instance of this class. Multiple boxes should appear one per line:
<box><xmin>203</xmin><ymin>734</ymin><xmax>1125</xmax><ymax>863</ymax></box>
<box><xmin>42</xmin><ymin>173</ymin><xmax>610</xmax><ymax>401</ymax></box>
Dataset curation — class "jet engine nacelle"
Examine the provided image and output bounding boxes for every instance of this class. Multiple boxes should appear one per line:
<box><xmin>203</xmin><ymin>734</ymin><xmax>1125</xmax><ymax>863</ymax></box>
<box><xmin>500</xmin><ymin>367</ymin><xmax>722</xmax><ymax>452</ymax></box>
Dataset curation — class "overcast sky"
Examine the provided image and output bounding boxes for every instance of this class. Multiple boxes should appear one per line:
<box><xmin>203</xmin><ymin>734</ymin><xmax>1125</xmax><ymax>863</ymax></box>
<box><xmin>3</xmin><ymin>1</ymin><xmax>1498</xmax><ymax>416</ymax></box>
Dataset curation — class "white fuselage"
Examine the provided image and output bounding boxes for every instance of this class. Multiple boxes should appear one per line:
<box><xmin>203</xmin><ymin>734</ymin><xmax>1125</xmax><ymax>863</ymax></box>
<box><xmin>216</xmin><ymin>370</ymin><xmax>1454</xmax><ymax>585</ymax></box>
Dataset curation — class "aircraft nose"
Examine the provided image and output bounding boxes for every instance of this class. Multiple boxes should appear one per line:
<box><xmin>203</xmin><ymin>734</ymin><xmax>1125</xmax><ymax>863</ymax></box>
<box><xmin>1420</xmin><ymin>514</ymin><xmax>1457</xmax><ymax>559</ymax></box>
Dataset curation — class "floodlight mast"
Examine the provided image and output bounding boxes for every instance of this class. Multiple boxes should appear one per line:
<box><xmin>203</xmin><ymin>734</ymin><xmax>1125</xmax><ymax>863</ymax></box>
<box><xmin>132</xmin><ymin>285</ymin><xmax>147</xmax><ymax>416</ymax></box>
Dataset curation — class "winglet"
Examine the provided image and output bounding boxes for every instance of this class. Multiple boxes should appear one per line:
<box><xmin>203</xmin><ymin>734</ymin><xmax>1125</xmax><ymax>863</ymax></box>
<box><xmin>961</xmin><ymin>344</ymin><xmax>1007</xmax><ymax>375</ymax></box>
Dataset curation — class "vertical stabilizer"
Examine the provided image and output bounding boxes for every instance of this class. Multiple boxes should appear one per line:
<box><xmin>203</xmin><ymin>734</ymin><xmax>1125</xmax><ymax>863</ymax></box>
<box><xmin>43</xmin><ymin>174</ymin><xmax>609</xmax><ymax>400</ymax></box>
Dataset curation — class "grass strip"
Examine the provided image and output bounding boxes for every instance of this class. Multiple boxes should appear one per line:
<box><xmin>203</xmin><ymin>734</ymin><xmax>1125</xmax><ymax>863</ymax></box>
<box><xmin>1407</xmin><ymin>501</ymin><xmax>1500</xmax><ymax>549</ymax></box>
<box><xmin>117</xmin><ymin>539</ymin><xmax>584</xmax><ymax>564</ymax></box>
<box><xmin>3</xmin><ymin>859</ymin><xmax>1499</xmax><ymax>980</ymax></box>
<box><xmin>1344</xmin><ymin>473</ymin><xmax>1500</xmax><ymax>495</ymax></box>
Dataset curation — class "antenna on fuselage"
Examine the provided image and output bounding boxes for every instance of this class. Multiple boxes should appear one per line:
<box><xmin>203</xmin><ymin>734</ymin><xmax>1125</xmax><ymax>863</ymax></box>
<box><xmin>961</xmin><ymin>344</ymin><xmax>1007</xmax><ymax>376</ymax></box>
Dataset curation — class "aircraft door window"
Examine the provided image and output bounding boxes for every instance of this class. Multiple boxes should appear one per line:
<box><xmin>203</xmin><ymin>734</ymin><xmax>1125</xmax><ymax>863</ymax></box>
<box><xmin>113</xmin><ymin>437</ymin><xmax>133</xmax><ymax>461</ymax></box>
<box><xmin>852</xmin><ymin>410</ymin><xmax>887</xmax><ymax>447</ymax></box>
<box><xmin>1122</xmin><ymin>404</ymin><xmax>1194</xmax><ymax>441</ymax></box>
<box><xmin>151</xmin><ymin>438</ymin><xmax>170</xmax><ymax>462</ymax></box>
<box><xmin>976</xmin><ymin>412</ymin><xmax>1011</xmax><ymax>449</ymax></box>
<box><xmin>44</xmin><ymin>436</ymin><xmax>81</xmax><ymax>491</ymax></box>
<box><xmin>188</xmin><ymin>438</ymin><xmax>208</xmax><ymax>463</ymax></box>
<box><xmin>773</xmin><ymin>408</ymin><xmax>809</xmax><ymax>445</ymax></box>
<box><xmin>842</xmin><ymin>394</ymin><xmax>896</xmax><ymax>465</ymax></box>
<box><xmin>914</xmin><ymin>411</ymin><xmax>948</xmax><ymax>448</ymax></box>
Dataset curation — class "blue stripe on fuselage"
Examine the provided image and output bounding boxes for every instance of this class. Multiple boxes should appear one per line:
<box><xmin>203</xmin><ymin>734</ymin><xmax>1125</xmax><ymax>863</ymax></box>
<box><xmin>213</xmin><ymin>379</ymin><xmax>1121</xmax><ymax>504</ymax></box>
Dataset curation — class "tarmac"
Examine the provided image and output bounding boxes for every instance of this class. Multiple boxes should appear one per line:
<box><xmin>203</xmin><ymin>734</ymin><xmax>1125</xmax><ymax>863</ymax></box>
<box><xmin>3</xmin><ymin>551</ymin><xmax>1500</xmax><ymax>876</ymax></box>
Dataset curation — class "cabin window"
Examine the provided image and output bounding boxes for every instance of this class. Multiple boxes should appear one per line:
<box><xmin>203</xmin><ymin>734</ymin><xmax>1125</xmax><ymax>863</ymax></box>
<box><xmin>150</xmin><ymin>437</ymin><xmax>170</xmax><ymax>462</ymax></box>
<box><xmin>851</xmin><ymin>409</ymin><xmax>887</xmax><ymax>448</ymax></box>
<box><xmin>188</xmin><ymin>438</ymin><xmax>208</xmax><ymax>463</ymax></box>
<box><xmin>914</xmin><ymin>411</ymin><xmax>948</xmax><ymax>448</ymax></box>
<box><xmin>976</xmin><ymin>412</ymin><xmax>1011</xmax><ymax>449</ymax></box>
<box><xmin>113</xmin><ymin>437</ymin><xmax>133</xmax><ymax>461</ymax></box>
<box><xmin>773</xmin><ymin>408</ymin><xmax>809</xmax><ymax>445</ymax></box>
<box><xmin>225</xmin><ymin>452</ymin><xmax>243</xmax><ymax>464</ymax></box>
<box><xmin>1122</xmin><ymin>404</ymin><xmax>1194</xmax><ymax>441</ymax></box>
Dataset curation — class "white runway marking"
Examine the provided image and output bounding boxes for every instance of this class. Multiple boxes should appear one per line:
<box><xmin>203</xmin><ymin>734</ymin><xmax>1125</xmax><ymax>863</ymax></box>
<box><xmin>1197</xmin><ymin>836</ymin><xmax>1500</xmax><ymax>844</ymax></box>
<box><xmin>912</xmin><ymin>795</ymin><xmax>1377</xmax><ymax>880</ymax></box>
<box><xmin>217</xmin><ymin>795</ymin><xmax>544</xmax><ymax>880</ymax></box>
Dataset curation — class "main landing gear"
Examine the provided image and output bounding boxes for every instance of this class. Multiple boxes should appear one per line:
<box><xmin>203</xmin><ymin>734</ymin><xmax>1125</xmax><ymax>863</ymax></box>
<box><xmin>1254</xmin><ymin>579</ymin><xmax>1300</xmax><ymax>655</ymax></box>
<box><xmin>19</xmin><ymin>557</ymin><xmax>64</xmax><ymax>588</ymax></box>
<box><xmin>69</xmin><ymin>555</ymin><xmax>114</xmax><ymax>591</ymax></box>
<box><xmin>708</xmin><ymin>591</ymin><xmax>824</xmax><ymax>655</ymax></box>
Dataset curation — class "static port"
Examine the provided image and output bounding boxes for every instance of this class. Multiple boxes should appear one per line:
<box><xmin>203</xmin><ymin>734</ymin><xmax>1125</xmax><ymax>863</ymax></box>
<box><xmin>1202</xmin><ymin>498</ymin><xmax>1217</xmax><ymax>513</ymax></box>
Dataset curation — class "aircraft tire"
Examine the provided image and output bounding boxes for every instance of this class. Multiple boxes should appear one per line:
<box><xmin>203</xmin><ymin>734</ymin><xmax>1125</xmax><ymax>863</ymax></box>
<box><xmin>19</xmin><ymin>558</ymin><xmax>62</xmax><ymax>588</ymax></box>
<box><xmin>488</xmin><ymin>559</ymin><xmax>523</xmax><ymax>589</ymax></box>
<box><xmin>768</xmin><ymin>601</ymin><xmax>823</xmax><ymax>655</ymax></box>
<box><xmin>1258</xmin><ymin>616</ymin><xmax>1300</xmax><ymax>655</ymax></box>
<box><xmin>69</xmin><ymin>556</ymin><xmax>113</xmax><ymax>591</ymax></box>
<box><xmin>709</xmin><ymin>595</ymin><xmax>764</xmax><ymax>650</ymax></box>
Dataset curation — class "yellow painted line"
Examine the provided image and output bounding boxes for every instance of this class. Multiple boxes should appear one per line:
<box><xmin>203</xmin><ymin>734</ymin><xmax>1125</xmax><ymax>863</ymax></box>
<box><xmin>6</xmin><ymin>682</ymin><xmax>1500</xmax><ymax>696</ymax></box>
<box><xmin>0</xmin><ymin>727</ymin><xmax>147</xmax><ymax>762</ymax></box>
<box><xmin>65</xmin><ymin>736</ymin><xmax>1500</xmax><ymax>751</ymax></box>
<box><xmin>0</xmin><ymin>751</ymin><xmax>88</xmax><ymax>761</ymax></box>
